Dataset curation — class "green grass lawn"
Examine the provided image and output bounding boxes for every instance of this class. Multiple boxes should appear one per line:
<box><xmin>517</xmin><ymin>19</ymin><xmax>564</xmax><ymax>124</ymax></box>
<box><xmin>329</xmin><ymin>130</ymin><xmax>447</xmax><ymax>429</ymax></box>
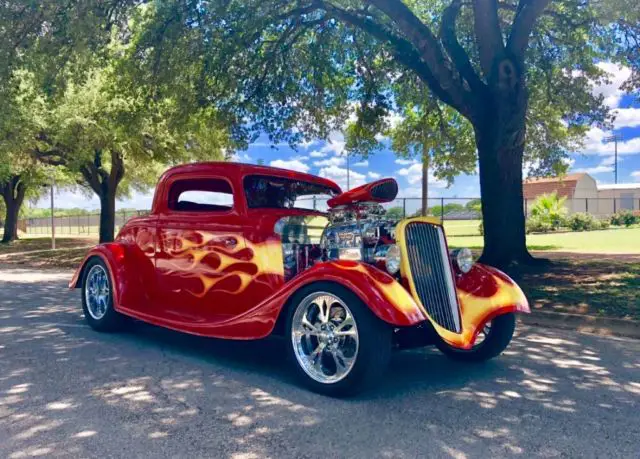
<box><xmin>448</xmin><ymin>226</ymin><xmax>640</xmax><ymax>253</ymax></box>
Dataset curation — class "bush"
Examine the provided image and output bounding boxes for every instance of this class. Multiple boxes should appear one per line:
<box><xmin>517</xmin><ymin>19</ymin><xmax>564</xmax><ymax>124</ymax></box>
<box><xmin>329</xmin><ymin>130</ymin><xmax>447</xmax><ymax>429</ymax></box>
<box><xmin>566</xmin><ymin>212</ymin><xmax>600</xmax><ymax>231</ymax></box>
<box><xmin>478</xmin><ymin>221</ymin><xmax>483</xmax><ymax>236</ymax></box>
<box><xmin>530</xmin><ymin>192</ymin><xmax>567</xmax><ymax>230</ymax></box>
<box><xmin>526</xmin><ymin>216</ymin><xmax>553</xmax><ymax>234</ymax></box>
<box><xmin>610</xmin><ymin>210</ymin><xmax>638</xmax><ymax>227</ymax></box>
<box><xmin>597</xmin><ymin>219</ymin><xmax>611</xmax><ymax>230</ymax></box>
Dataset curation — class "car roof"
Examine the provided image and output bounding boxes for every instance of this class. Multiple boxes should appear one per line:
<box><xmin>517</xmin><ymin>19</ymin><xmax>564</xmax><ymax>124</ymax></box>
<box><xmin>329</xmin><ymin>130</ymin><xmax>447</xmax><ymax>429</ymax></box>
<box><xmin>159</xmin><ymin>161</ymin><xmax>342</xmax><ymax>193</ymax></box>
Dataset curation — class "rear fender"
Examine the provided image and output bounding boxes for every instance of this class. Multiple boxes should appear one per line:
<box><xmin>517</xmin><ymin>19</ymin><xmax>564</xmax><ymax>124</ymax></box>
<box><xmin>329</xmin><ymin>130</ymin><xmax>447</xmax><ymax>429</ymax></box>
<box><xmin>69</xmin><ymin>243</ymin><xmax>155</xmax><ymax>310</ymax></box>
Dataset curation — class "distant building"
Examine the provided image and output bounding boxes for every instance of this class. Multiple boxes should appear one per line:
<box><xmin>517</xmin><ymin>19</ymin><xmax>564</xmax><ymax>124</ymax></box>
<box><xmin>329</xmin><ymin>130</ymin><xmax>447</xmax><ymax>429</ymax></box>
<box><xmin>523</xmin><ymin>173</ymin><xmax>640</xmax><ymax>216</ymax></box>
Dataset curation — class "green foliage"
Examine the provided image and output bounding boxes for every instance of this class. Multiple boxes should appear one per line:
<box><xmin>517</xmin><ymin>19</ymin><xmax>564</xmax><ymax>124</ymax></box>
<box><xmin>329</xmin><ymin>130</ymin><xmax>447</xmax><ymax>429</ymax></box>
<box><xmin>126</xmin><ymin>0</ymin><xmax>636</xmax><ymax>173</ymax></box>
<box><xmin>385</xmin><ymin>206</ymin><xmax>404</xmax><ymax>220</ymax></box>
<box><xmin>526</xmin><ymin>216</ymin><xmax>554</xmax><ymax>234</ymax></box>
<box><xmin>466</xmin><ymin>199</ymin><xmax>482</xmax><ymax>212</ymax></box>
<box><xmin>530</xmin><ymin>192</ymin><xmax>568</xmax><ymax>230</ymax></box>
<box><xmin>610</xmin><ymin>210</ymin><xmax>639</xmax><ymax>227</ymax></box>
<box><xmin>429</xmin><ymin>203</ymin><xmax>465</xmax><ymax>217</ymax></box>
<box><xmin>566</xmin><ymin>212</ymin><xmax>598</xmax><ymax>232</ymax></box>
<box><xmin>478</xmin><ymin>221</ymin><xmax>483</xmax><ymax>236</ymax></box>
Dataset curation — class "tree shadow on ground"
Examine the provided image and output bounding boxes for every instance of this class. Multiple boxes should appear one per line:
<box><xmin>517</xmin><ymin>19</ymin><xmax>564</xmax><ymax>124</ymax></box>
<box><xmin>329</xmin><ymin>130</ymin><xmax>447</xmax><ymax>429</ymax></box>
<box><xmin>1</xmin><ymin>270</ymin><xmax>639</xmax><ymax>458</ymax></box>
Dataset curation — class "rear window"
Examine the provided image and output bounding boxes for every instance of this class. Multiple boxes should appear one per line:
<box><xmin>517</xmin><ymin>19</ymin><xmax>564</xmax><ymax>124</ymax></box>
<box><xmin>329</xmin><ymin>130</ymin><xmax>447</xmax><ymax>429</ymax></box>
<box><xmin>244</xmin><ymin>175</ymin><xmax>338</xmax><ymax>210</ymax></box>
<box><xmin>168</xmin><ymin>178</ymin><xmax>234</xmax><ymax>212</ymax></box>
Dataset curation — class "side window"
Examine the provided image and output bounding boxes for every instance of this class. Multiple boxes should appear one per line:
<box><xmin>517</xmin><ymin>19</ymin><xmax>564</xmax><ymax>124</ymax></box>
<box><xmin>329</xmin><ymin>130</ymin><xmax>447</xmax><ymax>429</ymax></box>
<box><xmin>168</xmin><ymin>178</ymin><xmax>234</xmax><ymax>212</ymax></box>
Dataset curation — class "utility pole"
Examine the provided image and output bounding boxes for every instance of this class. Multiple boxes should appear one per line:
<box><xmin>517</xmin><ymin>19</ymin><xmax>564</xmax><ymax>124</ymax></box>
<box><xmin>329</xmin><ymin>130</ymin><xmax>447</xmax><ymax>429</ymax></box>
<box><xmin>604</xmin><ymin>134</ymin><xmax>624</xmax><ymax>184</ymax></box>
<box><xmin>50</xmin><ymin>177</ymin><xmax>55</xmax><ymax>250</ymax></box>
<box><xmin>346</xmin><ymin>152</ymin><xmax>350</xmax><ymax>190</ymax></box>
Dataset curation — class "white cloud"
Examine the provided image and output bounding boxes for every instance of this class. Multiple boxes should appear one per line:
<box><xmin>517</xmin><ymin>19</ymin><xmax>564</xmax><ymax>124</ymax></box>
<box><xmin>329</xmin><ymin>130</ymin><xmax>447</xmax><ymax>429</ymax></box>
<box><xmin>593</xmin><ymin>62</ymin><xmax>632</xmax><ymax>109</ymax></box>
<box><xmin>269</xmin><ymin>159</ymin><xmax>310</xmax><ymax>173</ymax></box>
<box><xmin>300</xmin><ymin>139</ymin><xmax>317</xmax><ymax>149</ymax></box>
<box><xmin>579</xmin><ymin>127</ymin><xmax>640</xmax><ymax>156</ymax></box>
<box><xmin>318</xmin><ymin>165</ymin><xmax>366</xmax><ymax>190</ymax></box>
<box><xmin>352</xmin><ymin>160</ymin><xmax>369</xmax><ymax>167</ymax></box>
<box><xmin>612</xmin><ymin>107</ymin><xmax>640</xmax><ymax>129</ymax></box>
<box><xmin>397</xmin><ymin>163</ymin><xmax>447</xmax><ymax>188</ymax></box>
<box><xmin>309</xmin><ymin>150</ymin><xmax>326</xmax><ymax>158</ymax></box>
<box><xmin>574</xmin><ymin>164</ymin><xmax>614</xmax><ymax>175</ymax></box>
<box><xmin>368</xmin><ymin>171</ymin><xmax>381</xmax><ymax>179</ymax></box>
<box><xmin>395</xmin><ymin>158</ymin><xmax>418</xmax><ymax>165</ymax></box>
<box><xmin>230</xmin><ymin>152</ymin><xmax>252</xmax><ymax>163</ymax></box>
<box><xmin>313</xmin><ymin>156</ymin><xmax>346</xmax><ymax>167</ymax></box>
<box><xmin>573</xmin><ymin>156</ymin><xmax>622</xmax><ymax>175</ymax></box>
<box><xmin>292</xmin><ymin>155</ymin><xmax>309</xmax><ymax>161</ymax></box>
<box><xmin>631</xmin><ymin>171</ymin><xmax>640</xmax><ymax>181</ymax></box>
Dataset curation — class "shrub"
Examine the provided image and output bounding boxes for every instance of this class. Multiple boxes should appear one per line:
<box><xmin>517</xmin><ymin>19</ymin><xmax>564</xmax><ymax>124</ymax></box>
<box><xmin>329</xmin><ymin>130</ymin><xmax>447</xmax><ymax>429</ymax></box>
<box><xmin>610</xmin><ymin>210</ymin><xmax>638</xmax><ymax>227</ymax></box>
<box><xmin>526</xmin><ymin>216</ymin><xmax>553</xmax><ymax>234</ymax></box>
<box><xmin>530</xmin><ymin>192</ymin><xmax>567</xmax><ymax>230</ymax></box>
<box><xmin>597</xmin><ymin>219</ymin><xmax>610</xmax><ymax>230</ymax></box>
<box><xmin>478</xmin><ymin>221</ymin><xmax>483</xmax><ymax>236</ymax></box>
<box><xmin>566</xmin><ymin>212</ymin><xmax>598</xmax><ymax>231</ymax></box>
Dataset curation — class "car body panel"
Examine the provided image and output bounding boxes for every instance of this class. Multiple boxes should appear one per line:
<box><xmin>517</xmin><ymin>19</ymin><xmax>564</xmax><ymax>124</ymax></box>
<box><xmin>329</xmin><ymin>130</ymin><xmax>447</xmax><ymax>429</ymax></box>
<box><xmin>71</xmin><ymin>163</ymin><xmax>529</xmax><ymax>349</ymax></box>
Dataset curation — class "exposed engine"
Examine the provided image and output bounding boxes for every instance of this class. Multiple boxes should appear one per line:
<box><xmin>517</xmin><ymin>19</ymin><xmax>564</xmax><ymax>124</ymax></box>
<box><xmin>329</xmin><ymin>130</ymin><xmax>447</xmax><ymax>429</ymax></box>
<box><xmin>322</xmin><ymin>203</ymin><xmax>397</xmax><ymax>265</ymax></box>
<box><xmin>274</xmin><ymin>178</ymin><xmax>403</xmax><ymax>281</ymax></box>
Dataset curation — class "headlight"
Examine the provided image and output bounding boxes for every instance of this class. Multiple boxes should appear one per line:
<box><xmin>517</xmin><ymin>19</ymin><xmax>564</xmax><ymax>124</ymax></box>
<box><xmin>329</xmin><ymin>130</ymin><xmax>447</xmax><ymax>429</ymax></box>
<box><xmin>384</xmin><ymin>244</ymin><xmax>401</xmax><ymax>275</ymax></box>
<box><xmin>452</xmin><ymin>248</ymin><xmax>474</xmax><ymax>273</ymax></box>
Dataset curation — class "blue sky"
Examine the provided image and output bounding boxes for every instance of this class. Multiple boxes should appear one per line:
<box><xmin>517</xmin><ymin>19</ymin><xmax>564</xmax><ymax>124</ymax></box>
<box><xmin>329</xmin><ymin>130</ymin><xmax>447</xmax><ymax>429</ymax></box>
<box><xmin>33</xmin><ymin>63</ymin><xmax>640</xmax><ymax>211</ymax></box>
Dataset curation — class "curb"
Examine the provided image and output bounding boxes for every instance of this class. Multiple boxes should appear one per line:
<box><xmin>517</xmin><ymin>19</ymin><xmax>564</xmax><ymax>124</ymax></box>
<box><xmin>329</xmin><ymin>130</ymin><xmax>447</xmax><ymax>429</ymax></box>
<box><xmin>519</xmin><ymin>310</ymin><xmax>640</xmax><ymax>340</ymax></box>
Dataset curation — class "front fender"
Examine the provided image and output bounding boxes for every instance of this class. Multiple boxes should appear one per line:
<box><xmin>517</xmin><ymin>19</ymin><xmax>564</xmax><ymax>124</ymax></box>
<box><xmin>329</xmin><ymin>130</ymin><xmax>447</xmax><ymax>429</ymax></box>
<box><xmin>69</xmin><ymin>242</ymin><xmax>155</xmax><ymax>310</ymax></box>
<box><xmin>287</xmin><ymin>260</ymin><xmax>426</xmax><ymax>326</ymax></box>
<box><xmin>435</xmin><ymin>263</ymin><xmax>530</xmax><ymax>349</ymax></box>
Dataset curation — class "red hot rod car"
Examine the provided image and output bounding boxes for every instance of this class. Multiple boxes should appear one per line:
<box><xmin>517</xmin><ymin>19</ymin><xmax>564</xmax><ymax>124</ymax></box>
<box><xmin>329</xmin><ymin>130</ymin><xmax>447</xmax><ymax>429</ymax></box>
<box><xmin>71</xmin><ymin>162</ymin><xmax>529</xmax><ymax>396</ymax></box>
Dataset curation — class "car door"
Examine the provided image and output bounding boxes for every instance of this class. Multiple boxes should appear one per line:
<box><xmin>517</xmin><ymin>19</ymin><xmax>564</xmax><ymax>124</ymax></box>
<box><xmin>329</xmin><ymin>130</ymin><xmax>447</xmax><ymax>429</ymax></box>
<box><xmin>154</xmin><ymin>174</ymin><xmax>250</xmax><ymax>324</ymax></box>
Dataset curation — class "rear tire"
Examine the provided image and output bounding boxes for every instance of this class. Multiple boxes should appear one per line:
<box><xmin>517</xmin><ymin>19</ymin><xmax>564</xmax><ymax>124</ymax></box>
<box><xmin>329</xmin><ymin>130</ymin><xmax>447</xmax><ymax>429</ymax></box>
<box><xmin>81</xmin><ymin>257</ymin><xmax>125</xmax><ymax>332</ymax></box>
<box><xmin>285</xmin><ymin>282</ymin><xmax>391</xmax><ymax>397</ymax></box>
<box><xmin>436</xmin><ymin>313</ymin><xmax>516</xmax><ymax>362</ymax></box>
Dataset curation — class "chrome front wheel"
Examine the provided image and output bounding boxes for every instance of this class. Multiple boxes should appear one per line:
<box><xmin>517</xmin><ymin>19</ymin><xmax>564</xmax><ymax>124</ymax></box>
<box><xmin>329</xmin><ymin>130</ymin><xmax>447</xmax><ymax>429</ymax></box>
<box><xmin>286</xmin><ymin>283</ymin><xmax>391</xmax><ymax>397</ymax></box>
<box><xmin>291</xmin><ymin>292</ymin><xmax>359</xmax><ymax>384</ymax></box>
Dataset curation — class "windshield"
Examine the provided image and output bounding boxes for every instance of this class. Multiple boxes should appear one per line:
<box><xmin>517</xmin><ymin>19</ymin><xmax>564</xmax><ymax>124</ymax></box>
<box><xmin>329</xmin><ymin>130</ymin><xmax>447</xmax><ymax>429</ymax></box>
<box><xmin>244</xmin><ymin>175</ymin><xmax>338</xmax><ymax>210</ymax></box>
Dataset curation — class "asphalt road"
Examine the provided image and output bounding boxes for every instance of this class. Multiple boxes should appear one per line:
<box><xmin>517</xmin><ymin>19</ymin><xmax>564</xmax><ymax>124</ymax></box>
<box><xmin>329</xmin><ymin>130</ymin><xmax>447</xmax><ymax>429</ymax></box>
<box><xmin>1</xmin><ymin>265</ymin><xmax>639</xmax><ymax>459</ymax></box>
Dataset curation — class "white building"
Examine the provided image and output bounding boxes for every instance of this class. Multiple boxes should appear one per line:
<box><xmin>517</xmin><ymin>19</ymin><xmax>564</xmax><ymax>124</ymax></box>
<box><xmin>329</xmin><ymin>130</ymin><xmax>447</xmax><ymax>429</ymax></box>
<box><xmin>523</xmin><ymin>173</ymin><xmax>640</xmax><ymax>216</ymax></box>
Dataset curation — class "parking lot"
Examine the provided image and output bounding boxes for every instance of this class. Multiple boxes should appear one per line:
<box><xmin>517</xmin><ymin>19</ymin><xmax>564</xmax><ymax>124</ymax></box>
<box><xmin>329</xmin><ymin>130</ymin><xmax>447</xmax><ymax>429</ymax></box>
<box><xmin>1</xmin><ymin>264</ymin><xmax>639</xmax><ymax>458</ymax></box>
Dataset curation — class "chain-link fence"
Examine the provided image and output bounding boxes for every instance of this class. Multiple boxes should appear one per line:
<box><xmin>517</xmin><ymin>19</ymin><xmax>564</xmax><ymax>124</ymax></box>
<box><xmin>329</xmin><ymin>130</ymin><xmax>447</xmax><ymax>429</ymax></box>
<box><xmin>21</xmin><ymin>210</ymin><xmax>148</xmax><ymax>236</ymax></box>
<box><xmin>18</xmin><ymin>196</ymin><xmax>637</xmax><ymax>236</ymax></box>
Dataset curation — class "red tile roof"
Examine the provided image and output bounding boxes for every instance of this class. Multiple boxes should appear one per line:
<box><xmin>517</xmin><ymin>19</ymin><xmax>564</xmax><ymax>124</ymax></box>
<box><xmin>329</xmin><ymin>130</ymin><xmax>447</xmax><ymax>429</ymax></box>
<box><xmin>523</xmin><ymin>173</ymin><xmax>586</xmax><ymax>199</ymax></box>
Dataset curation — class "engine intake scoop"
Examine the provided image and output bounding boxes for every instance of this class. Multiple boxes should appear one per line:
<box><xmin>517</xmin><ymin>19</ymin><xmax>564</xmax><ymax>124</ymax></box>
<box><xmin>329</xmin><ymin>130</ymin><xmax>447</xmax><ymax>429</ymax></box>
<box><xmin>327</xmin><ymin>178</ymin><xmax>398</xmax><ymax>208</ymax></box>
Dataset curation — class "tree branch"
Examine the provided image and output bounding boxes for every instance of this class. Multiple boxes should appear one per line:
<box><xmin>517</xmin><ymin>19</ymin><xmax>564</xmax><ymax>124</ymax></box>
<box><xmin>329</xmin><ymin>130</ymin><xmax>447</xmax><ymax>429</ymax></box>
<box><xmin>473</xmin><ymin>0</ymin><xmax>505</xmax><ymax>77</ymax></box>
<box><xmin>362</xmin><ymin>0</ymin><xmax>469</xmax><ymax>111</ymax></box>
<box><xmin>507</xmin><ymin>0</ymin><xmax>552</xmax><ymax>58</ymax></box>
<box><xmin>440</xmin><ymin>1</ymin><xmax>486</xmax><ymax>93</ymax></box>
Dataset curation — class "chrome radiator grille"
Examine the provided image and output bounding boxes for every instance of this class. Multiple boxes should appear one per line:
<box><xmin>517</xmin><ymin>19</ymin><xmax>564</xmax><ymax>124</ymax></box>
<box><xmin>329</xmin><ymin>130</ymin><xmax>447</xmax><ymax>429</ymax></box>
<box><xmin>403</xmin><ymin>222</ymin><xmax>461</xmax><ymax>333</ymax></box>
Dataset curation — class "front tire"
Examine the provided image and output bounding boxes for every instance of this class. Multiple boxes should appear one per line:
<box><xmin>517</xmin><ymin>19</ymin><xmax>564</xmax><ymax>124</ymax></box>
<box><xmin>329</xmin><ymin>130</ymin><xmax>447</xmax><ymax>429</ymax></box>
<box><xmin>436</xmin><ymin>312</ymin><xmax>516</xmax><ymax>362</ymax></box>
<box><xmin>81</xmin><ymin>257</ymin><xmax>125</xmax><ymax>332</ymax></box>
<box><xmin>285</xmin><ymin>282</ymin><xmax>391</xmax><ymax>397</ymax></box>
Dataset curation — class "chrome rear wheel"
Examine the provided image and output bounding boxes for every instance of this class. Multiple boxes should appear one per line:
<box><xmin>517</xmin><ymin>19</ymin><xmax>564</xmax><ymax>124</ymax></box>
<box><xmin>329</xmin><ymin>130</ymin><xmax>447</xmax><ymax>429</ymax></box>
<box><xmin>85</xmin><ymin>264</ymin><xmax>110</xmax><ymax>320</ymax></box>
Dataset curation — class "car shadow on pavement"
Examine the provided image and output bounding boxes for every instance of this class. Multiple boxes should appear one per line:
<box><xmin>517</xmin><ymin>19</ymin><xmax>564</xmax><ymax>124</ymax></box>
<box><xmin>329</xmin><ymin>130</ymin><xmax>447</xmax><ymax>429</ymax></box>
<box><xmin>1</xmin><ymin>271</ymin><xmax>639</xmax><ymax>458</ymax></box>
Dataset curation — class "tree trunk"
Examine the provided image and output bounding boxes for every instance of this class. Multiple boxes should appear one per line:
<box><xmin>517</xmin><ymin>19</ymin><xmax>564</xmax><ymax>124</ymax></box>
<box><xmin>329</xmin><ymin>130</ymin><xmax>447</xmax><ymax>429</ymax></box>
<box><xmin>80</xmin><ymin>150</ymin><xmax>125</xmax><ymax>244</ymax></box>
<box><xmin>471</xmin><ymin>56</ymin><xmax>543</xmax><ymax>270</ymax></box>
<box><xmin>1</xmin><ymin>176</ymin><xmax>26</xmax><ymax>243</ymax></box>
<box><xmin>98</xmin><ymin>189</ymin><xmax>116</xmax><ymax>243</ymax></box>
<box><xmin>421</xmin><ymin>152</ymin><xmax>429</xmax><ymax>216</ymax></box>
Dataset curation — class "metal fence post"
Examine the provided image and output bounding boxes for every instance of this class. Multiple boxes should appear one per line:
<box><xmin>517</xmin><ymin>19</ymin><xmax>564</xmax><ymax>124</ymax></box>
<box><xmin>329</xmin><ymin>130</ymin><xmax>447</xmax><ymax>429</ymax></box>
<box><xmin>585</xmin><ymin>198</ymin><xmax>588</xmax><ymax>213</ymax></box>
<box><xmin>440</xmin><ymin>197</ymin><xmax>444</xmax><ymax>221</ymax></box>
<box><xmin>614</xmin><ymin>198</ymin><xmax>617</xmax><ymax>213</ymax></box>
<box><xmin>402</xmin><ymin>198</ymin><xmax>406</xmax><ymax>218</ymax></box>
